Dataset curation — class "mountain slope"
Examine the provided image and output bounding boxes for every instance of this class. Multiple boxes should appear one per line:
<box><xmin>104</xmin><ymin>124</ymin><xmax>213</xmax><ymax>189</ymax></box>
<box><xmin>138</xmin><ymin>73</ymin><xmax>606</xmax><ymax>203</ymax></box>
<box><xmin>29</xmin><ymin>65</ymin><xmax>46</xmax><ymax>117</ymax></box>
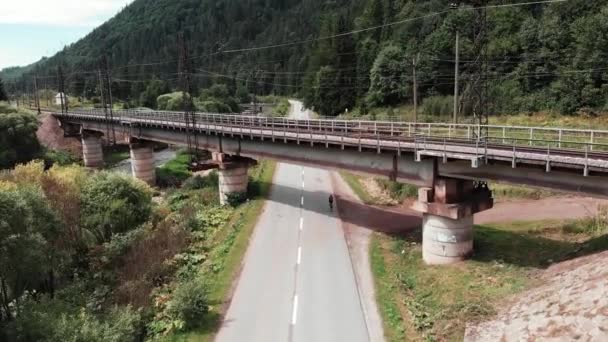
<box><xmin>3</xmin><ymin>0</ymin><xmax>608</xmax><ymax>116</ymax></box>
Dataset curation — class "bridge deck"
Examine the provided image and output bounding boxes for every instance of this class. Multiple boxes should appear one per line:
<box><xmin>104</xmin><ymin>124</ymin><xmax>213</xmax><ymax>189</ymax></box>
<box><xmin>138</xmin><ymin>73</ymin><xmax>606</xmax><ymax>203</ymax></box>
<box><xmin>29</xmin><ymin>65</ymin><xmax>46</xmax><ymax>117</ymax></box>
<box><xmin>54</xmin><ymin>109</ymin><xmax>608</xmax><ymax>177</ymax></box>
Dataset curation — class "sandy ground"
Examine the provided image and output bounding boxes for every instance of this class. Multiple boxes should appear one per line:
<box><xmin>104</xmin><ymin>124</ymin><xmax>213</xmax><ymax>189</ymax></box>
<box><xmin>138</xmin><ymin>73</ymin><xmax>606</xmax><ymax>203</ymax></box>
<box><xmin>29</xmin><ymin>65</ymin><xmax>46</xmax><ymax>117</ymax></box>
<box><xmin>465</xmin><ymin>251</ymin><xmax>608</xmax><ymax>341</ymax></box>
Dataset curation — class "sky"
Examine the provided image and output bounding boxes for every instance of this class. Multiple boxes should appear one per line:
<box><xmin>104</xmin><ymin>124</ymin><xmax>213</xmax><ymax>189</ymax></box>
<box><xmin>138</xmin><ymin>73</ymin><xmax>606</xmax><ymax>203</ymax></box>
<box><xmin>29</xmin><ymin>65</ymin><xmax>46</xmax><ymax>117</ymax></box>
<box><xmin>0</xmin><ymin>0</ymin><xmax>134</xmax><ymax>70</ymax></box>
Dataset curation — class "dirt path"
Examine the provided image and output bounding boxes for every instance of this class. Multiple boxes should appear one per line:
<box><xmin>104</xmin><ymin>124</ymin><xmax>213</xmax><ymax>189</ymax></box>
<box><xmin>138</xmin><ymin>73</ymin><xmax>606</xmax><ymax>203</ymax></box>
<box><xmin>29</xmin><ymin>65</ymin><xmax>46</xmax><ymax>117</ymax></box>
<box><xmin>476</xmin><ymin>196</ymin><xmax>608</xmax><ymax>224</ymax></box>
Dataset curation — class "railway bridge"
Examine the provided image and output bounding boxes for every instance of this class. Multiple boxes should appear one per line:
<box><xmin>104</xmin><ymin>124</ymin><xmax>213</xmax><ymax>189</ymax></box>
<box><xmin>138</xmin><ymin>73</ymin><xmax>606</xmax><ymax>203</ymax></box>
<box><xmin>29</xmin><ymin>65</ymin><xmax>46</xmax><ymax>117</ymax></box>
<box><xmin>53</xmin><ymin>109</ymin><xmax>608</xmax><ymax>265</ymax></box>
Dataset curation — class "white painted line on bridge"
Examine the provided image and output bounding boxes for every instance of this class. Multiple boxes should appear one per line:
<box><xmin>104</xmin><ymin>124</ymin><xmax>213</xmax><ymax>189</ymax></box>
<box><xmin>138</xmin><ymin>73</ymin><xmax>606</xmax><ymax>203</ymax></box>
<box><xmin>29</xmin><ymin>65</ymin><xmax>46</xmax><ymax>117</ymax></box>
<box><xmin>301</xmin><ymin>196</ymin><xmax>304</xmax><ymax>207</ymax></box>
<box><xmin>291</xmin><ymin>294</ymin><xmax>299</xmax><ymax>325</ymax></box>
<box><xmin>299</xmin><ymin>217</ymin><xmax>304</xmax><ymax>231</ymax></box>
<box><xmin>297</xmin><ymin>246</ymin><xmax>302</xmax><ymax>265</ymax></box>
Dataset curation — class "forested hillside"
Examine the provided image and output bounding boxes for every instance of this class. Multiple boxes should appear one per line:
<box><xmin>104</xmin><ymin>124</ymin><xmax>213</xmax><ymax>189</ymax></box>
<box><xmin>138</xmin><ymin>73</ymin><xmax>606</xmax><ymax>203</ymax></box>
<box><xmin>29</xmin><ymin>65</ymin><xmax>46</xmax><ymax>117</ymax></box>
<box><xmin>2</xmin><ymin>0</ymin><xmax>608</xmax><ymax>116</ymax></box>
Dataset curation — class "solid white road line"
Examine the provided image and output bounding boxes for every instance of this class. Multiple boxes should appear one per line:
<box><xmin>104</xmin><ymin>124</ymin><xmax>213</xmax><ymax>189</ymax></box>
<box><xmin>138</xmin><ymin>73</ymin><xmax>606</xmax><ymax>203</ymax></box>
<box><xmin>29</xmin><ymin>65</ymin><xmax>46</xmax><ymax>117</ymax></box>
<box><xmin>291</xmin><ymin>295</ymin><xmax>299</xmax><ymax>325</ymax></box>
<box><xmin>297</xmin><ymin>246</ymin><xmax>302</xmax><ymax>265</ymax></box>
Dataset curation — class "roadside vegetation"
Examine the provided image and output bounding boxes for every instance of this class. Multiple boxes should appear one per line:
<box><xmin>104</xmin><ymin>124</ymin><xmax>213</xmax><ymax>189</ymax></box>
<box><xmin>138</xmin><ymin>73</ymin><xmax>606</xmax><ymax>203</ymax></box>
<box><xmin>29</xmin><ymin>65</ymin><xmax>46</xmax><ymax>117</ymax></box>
<box><xmin>372</xmin><ymin>213</ymin><xmax>608</xmax><ymax>341</ymax></box>
<box><xmin>0</xmin><ymin>158</ymin><xmax>275</xmax><ymax>341</ymax></box>
<box><xmin>341</xmin><ymin>172</ymin><xmax>608</xmax><ymax>341</ymax></box>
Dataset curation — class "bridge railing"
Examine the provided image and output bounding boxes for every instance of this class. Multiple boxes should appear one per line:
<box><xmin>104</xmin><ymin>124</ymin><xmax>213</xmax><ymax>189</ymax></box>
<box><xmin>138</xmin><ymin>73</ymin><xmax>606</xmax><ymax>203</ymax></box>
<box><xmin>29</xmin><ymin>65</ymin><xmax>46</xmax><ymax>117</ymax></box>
<box><xmin>57</xmin><ymin>109</ymin><xmax>608</xmax><ymax>154</ymax></box>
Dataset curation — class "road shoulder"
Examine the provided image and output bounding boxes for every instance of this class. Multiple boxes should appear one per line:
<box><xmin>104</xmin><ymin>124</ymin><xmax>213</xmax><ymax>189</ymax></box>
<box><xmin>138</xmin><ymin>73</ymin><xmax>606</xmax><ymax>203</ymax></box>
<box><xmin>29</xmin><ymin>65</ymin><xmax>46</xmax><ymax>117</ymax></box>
<box><xmin>331</xmin><ymin>172</ymin><xmax>386</xmax><ymax>342</ymax></box>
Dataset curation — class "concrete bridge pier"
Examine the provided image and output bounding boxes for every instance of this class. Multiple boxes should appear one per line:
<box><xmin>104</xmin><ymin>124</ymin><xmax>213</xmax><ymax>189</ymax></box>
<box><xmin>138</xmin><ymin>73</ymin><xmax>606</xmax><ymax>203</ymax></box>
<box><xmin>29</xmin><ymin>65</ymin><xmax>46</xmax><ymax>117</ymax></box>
<box><xmin>412</xmin><ymin>178</ymin><xmax>494</xmax><ymax>265</ymax></box>
<box><xmin>130</xmin><ymin>140</ymin><xmax>156</xmax><ymax>186</ymax></box>
<box><xmin>212</xmin><ymin>152</ymin><xmax>257</xmax><ymax>206</ymax></box>
<box><xmin>81</xmin><ymin>131</ymin><xmax>104</xmax><ymax>169</ymax></box>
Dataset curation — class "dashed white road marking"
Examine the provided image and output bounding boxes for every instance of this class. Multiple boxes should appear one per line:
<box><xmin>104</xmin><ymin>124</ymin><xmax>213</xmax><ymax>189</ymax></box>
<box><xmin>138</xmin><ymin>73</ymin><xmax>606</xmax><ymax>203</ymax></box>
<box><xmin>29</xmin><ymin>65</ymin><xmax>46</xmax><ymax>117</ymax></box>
<box><xmin>291</xmin><ymin>295</ymin><xmax>299</xmax><ymax>325</ymax></box>
<box><xmin>297</xmin><ymin>246</ymin><xmax>302</xmax><ymax>265</ymax></box>
<box><xmin>301</xmin><ymin>196</ymin><xmax>304</xmax><ymax>206</ymax></box>
<box><xmin>299</xmin><ymin>217</ymin><xmax>303</xmax><ymax>231</ymax></box>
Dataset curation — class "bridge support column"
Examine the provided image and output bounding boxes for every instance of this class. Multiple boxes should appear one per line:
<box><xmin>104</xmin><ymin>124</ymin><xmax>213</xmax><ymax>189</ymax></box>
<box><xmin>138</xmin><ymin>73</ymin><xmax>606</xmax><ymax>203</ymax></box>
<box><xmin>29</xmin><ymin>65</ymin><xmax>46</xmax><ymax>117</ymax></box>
<box><xmin>130</xmin><ymin>141</ymin><xmax>156</xmax><ymax>186</ymax></box>
<box><xmin>412</xmin><ymin>178</ymin><xmax>493</xmax><ymax>265</ymax></box>
<box><xmin>213</xmin><ymin>152</ymin><xmax>257</xmax><ymax>206</ymax></box>
<box><xmin>82</xmin><ymin>131</ymin><xmax>104</xmax><ymax>169</ymax></box>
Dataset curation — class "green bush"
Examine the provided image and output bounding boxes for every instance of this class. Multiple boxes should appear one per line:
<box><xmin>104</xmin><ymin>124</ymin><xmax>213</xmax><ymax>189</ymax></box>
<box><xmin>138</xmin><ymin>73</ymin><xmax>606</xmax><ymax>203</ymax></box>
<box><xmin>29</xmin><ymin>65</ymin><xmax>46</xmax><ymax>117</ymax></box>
<box><xmin>0</xmin><ymin>110</ymin><xmax>42</xmax><ymax>168</ymax></box>
<box><xmin>0</xmin><ymin>102</ymin><xmax>18</xmax><ymax>114</ymax></box>
<box><xmin>166</xmin><ymin>278</ymin><xmax>209</xmax><ymax>330</ymax></box>
<box><xmin>157</xmin><ymin>92</ymin><xmax>187</xmax><ymax>111</ymax></box>
<box><xmin>5</xmin><ymin>299</ymin><xmax>142</xmax><ymax>342</ymax></box>
<box><xmin>156</xmin><ymin>152</ymin><xmax>193</xmax><ymax>188</ymax></box>
<box><xmin>81</xmin><ymin>172</ymin><xmax>152</xmax><ymax>243</ymax></box>
<box><xmin>196</xmin><ymin>100</ymin><xmax>232</xmax><ymax>113</ymax></box>
<box><xmin>182</xmin><ymin>172</ymin><xmax>218</xmax><ymax>190</ymax></box>
<box><xmin>375</xmin><ymin>179</ymin><xmax>417</xmax><ymax>202</ymax></box>
<box><xmin>421</xmin><ymin>95</ymin><xmax>453</xmax><ymax>118</ymax></box>
<box><xmin>226</xmin><ymin>192</ymin><xmax>247</xmax><ymax>207</ymax></box>
<box><xmin>44</xmin><ymin>149</ymin><xmax>79</xmax><ymax>166</ymax></box>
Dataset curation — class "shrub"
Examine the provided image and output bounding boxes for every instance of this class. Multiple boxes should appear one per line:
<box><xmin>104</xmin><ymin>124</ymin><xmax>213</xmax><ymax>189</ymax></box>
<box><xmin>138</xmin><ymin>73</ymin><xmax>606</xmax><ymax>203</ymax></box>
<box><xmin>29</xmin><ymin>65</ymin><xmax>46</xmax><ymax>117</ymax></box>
<box><xmin>0</xmin><ymin>110</ymin><xmax>42</xmax><ymax>168</ymax></box>
<box><xmin>182</xmin><ymin>172</ymin><xmax>218</xmax><ymax>190</ymax></box>
<box><xmin>375</xmin><ymin>178</ymin><xmax>418</xmax><ymax>202</ymax></box>
<box><xmin>226</xmin><ymin>192</ymin><xmax>247</xmax><ymax>207</ymax></box>
<box><xmin>156</xmin><ymin>152</ymin><xmax>192</xmax><ymax>188</ymax></box>
<box><xmin>81</xmin><ymin>172</ymin><xmax>152</xmax><ymax>243</ymax></box>
<box><xmin>44</xmin><ymin>149</ymin><xmax>79</xmax><ymax>166</ymax></box>
<box><xmin>166</xmin><ymin>277</ymin><xmax>209</xmax><ymax>330</ymax></box>
<box><xmin>421</xmin><ymin>95</ymin><xmax>453</xmax><ymax>119</ymax></box>
<box><xmin>5</xmin><ymin>299</ymin><xmax>142</xmax><ymax>342</ymax></box>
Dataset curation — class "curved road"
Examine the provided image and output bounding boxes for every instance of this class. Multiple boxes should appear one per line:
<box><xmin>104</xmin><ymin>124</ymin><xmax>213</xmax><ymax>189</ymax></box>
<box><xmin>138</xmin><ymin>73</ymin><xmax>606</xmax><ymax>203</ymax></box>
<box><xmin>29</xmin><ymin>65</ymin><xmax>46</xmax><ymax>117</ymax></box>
<box><xmin>216</xmin><ymin>101</ymin><xmax>372</xmax><ymax>342</ymax></box>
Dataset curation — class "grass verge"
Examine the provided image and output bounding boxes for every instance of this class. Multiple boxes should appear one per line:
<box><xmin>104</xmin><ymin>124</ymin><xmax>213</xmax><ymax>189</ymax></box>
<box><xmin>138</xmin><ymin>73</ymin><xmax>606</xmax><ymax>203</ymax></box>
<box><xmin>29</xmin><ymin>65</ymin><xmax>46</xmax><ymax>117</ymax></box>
<box><xmin>339</xmin><ymin>171</ymin><xmax>377</xmax><ymax>205</ymax></box>
<box><xmin>371</xmin><ymin>217</ymin><xmax>608</xmax><ymax>341</ymax></box>
<box><xmin>489</xmin><ymin>182</ymin><xmax>561</xmax><ymax>201</ymax></box>
<box><xmin>167</xmin><ymin>160</ymin><xmax>276</xmax><ymax>341</ymax></box>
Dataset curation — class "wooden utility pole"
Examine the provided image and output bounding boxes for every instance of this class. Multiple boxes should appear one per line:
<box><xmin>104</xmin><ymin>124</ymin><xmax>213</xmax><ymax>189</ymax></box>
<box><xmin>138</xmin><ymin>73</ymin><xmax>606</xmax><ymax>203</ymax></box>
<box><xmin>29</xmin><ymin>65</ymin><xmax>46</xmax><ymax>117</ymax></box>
<box><xmin>453</xmin><ymin>30</ymin><xmax>460</xmax><ymax>124</ymax></box>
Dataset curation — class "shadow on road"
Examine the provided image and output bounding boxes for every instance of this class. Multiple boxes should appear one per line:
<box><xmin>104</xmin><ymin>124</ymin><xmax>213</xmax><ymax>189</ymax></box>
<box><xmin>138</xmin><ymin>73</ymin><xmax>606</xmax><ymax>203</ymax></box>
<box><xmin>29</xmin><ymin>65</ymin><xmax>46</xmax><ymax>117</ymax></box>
<box><xmin>254</xmin><ymin>180</ymin><xmax>421</xmax><ymax>237</ymax></box>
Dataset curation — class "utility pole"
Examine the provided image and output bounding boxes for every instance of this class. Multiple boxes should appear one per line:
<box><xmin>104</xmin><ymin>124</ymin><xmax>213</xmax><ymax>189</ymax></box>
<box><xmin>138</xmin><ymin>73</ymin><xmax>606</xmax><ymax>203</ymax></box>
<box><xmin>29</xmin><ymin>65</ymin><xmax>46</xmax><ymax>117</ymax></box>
<box><xmin>34</xmin><ymin>75</ymin><xmax>41</xmax><ymax>114</ymax></box>
<box><xmin>58</xmin><ymin>66</ymin><xmax>67</xmax><ymax>114</ymax></box>
<box><xmin>412</xmin><ymin>53</ymin><xmax>419</xmax><ymax>124</ymax></box>
<box><xmin>453</xmin><ymin>30</ymin><xmax>460</xmax><ymax>124</ymax></box>
<box><xmin>253</xmin><ymin>69</ymin><xmax>259</xmax><ymax>116</ymax></box>
<box><xmin>178</xmin><ymin>32</ymin><xmax>199</xmax><ymax>163</ymax></box>
<box><xmin>451</xmin><ymin>2</ymin><xmax>460</xmax><ymax>123</ymax></box>
<box><xmin>100</xmin><ymin>55</ymin><xmax>116</xmax><ymax>145</ymax></box>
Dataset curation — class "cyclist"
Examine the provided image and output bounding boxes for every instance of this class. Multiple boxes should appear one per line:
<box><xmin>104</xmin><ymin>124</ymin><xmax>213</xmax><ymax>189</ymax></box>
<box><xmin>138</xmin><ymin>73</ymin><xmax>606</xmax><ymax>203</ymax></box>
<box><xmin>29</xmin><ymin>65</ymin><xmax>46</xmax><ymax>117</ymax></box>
<box><xmin>328</xmin><ymin>194</ymin><xmax>334</xmax><ymax>211</ymax></box>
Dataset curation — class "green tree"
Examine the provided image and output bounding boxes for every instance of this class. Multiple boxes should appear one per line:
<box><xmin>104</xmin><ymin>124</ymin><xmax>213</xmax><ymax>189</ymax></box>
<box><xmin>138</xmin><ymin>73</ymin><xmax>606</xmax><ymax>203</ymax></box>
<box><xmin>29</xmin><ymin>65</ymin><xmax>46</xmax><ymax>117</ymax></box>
<box><xmin>0</xmin><ymin>111</ymin><xmax>41</xmax><ymax>168</ymax></box>
<box><xmin>367</xmin><ymin>45</ymin><xmax>409</xmax><ymax>106</ymax></box>
<box><xmin>139</xmin><ymin>79</ymin><xmax>170</xmax><ymax>109</ymax></box>
<box><xmin>0</xmin><ymin>187</ymin><xmax>62</xmax><ymax>320</ymax></box>
<box><xmin>81</xmin><ymin>172</ymin><xmax>152</xmax><ymax>243</ymax></box>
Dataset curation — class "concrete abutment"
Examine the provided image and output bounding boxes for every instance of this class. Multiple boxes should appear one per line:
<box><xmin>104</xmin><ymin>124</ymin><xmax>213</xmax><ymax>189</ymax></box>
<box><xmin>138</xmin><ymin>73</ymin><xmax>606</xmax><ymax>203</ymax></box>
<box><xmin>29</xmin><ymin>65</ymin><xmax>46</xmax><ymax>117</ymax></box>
<box><xmin>413</xmin><ymin>177</ymin><xmax>493</xmax><ymax>265</ymax></box>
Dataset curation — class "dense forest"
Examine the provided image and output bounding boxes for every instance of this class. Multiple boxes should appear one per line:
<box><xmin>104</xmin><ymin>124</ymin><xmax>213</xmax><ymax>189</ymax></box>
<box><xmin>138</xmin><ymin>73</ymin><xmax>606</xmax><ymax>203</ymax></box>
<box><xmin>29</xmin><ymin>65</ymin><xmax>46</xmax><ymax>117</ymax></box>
<box><xmin>2</xmin><ymin>0</ymin><xmax>608</xmax><ymax>116</ymax></box>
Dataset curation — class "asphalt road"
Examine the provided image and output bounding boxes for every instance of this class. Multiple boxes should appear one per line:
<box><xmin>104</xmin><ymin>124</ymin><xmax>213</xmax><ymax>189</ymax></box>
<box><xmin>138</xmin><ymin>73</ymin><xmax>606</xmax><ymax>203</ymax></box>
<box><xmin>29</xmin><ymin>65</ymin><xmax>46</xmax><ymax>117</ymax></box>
<box><xmin>216</xmin><ymin>100</ymin><xmax>370</xmax><ymax>342</ymax></box>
